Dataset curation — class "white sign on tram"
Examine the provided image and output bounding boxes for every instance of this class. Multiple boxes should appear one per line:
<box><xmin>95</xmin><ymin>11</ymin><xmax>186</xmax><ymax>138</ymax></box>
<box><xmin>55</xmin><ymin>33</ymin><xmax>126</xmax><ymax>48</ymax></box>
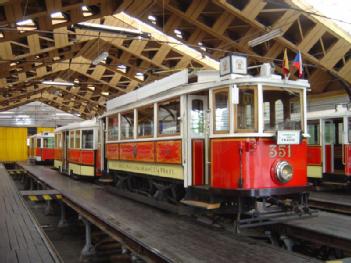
<box><xmin>277</xmin><ymin>130</ymin><xmax>300</xmax><ymax>145</ymax></box>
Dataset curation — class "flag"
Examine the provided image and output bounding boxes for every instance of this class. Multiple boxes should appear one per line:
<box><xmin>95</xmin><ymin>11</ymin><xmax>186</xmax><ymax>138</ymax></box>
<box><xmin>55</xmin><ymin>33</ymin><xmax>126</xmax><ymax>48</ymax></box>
<box><xmin>293</xmin><ymin>51</ymin><xmax>303</xmax><ymax>78</ymax></box>
<box><xmin>282</xmin><ymin>48</ymin><xmax>289</xmax><ymax>76</ymax></box>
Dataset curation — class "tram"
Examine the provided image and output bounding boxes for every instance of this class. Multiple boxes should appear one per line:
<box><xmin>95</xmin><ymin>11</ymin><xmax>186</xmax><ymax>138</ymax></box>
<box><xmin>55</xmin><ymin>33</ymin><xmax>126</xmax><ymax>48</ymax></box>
<box><xmin>53</xmin><ymin>119</ymin><xmax>102</xmax><ymax>178</ymax></box>
<box><xmin>28</xmin><ymin>132</ymin><xmax>55</xmax><ymax>164</ymax></box>
<box><xmin>100</xmin><ymin>54</ymin><xmax>311</xmax><ymax>222</ymax></box>
<box><xmin>307</xmin><ymin>99</ymin><xmax>351</xmax><ymax>183</ymax></box>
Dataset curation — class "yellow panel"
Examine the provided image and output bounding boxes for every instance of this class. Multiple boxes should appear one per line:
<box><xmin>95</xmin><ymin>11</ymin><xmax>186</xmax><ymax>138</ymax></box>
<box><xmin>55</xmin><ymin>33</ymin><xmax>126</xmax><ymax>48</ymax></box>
<box><xmin>43</xmin><ymin>194</ymin><xmax>52</xmax><ymax>201</ymax></box>
<box><xmin>69</xmin><ymin>163</ymin><xmax>81</xmax><ymax>175</ymax></box>
<box><xmin>307</xmin><ymin>166</ymin><xmax>323</xmax><ymax>178</ymax></box>
<box><xmin>68</xmin><ymin>163</ymin><xmax>94</xmax><ymax>176</ymax></box>
<box><xmin>54</xmin><ymin>160</ymin><xmax>62</xmax><ymax>169</ymax></box>
<box><xmin>37</xmin><ymin>127</ymin><xmax>55</xmax><ymax>133</ymax></box>
<box><xmin>0</xmin><ymin>127</ymin><xmax>28</xmax><ymax>162</ymax></box>
<box><xmin>108</xmin><ymin>160</ymin><xmax>184</xmax><ymax>180</ymax></box>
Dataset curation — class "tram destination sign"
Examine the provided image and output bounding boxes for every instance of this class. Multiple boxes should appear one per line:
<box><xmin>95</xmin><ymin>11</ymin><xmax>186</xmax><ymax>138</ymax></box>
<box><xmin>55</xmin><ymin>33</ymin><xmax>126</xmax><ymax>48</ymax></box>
<box><xmin>277</xmin><ymin>130</ymin><xmax>300</xmax><ymax>145</ymax></box>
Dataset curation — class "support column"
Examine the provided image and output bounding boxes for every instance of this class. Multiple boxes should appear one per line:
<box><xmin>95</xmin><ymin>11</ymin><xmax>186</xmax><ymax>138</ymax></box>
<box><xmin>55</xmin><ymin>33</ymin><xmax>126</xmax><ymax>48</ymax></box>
<box><xmin>80</xmin><ymin>216</ymin><xmax>96</xmax><ymax>258</ymax></box>
<box><xmin>44</xmin><ymin>200</ymin><xmax>54</xmax><ymax>216</ymax></box>
<box><xmin>58</xmin><ymin>201</ymin><xmax>69</xmax><ymax>228</ymax></box>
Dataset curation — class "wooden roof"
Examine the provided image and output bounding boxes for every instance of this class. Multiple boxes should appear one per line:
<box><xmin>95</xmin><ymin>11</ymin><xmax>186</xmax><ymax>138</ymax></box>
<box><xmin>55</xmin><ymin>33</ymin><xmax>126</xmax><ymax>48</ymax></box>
<box><xmin>0</xmin><ymin>0</ymin><xmax>350</xmax><ymax>118</ymax></box>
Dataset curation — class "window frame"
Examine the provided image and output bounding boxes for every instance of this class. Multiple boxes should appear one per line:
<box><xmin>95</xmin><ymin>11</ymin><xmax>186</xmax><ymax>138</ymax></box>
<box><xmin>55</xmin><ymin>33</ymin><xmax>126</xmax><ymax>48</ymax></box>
<box><xmin>262</xmin><ymin>86</ymin><xmax>304</xmax><ymax>133</ymax></box>
<box><xmin>107</xmin><ymin>114</ymin><xmax>119</xmax><ymax>142</ymax></box>
<box><xmin>69</xmin><ymin>130</ymin><xmax>75</xmax><ymax>149</ymax></box>
<box><xmin>157</xmin><ymin>97</ymin><xmax>181</xmax><ymax>137</ymax></box>
<box><xmin>137</xmin><ymin>104</ymin><xmax>155</xmax><ymax>138</ymax></box>
<box><xmin>120</xmin><ymin>110</ymin><xmax>135</xmax><ymax>140</ymax></box>
<box><xmin>81</xmin><ymin>129</ymin><xmax>94</xmax><ymax>149</ymax></box>
<box><xmin>234</xmin><ymin>85</ymin><xmax>258</xmax><ymax>133</ymax></box>
<box><xmin>212</xmin><ymin>87</ymin><xmax>230</xmax><ymax>134</ymax></box>
<box><xmin>75</xmin><ymin>130</ymin><xmax>81</xmax><ymax>149</ymax></box>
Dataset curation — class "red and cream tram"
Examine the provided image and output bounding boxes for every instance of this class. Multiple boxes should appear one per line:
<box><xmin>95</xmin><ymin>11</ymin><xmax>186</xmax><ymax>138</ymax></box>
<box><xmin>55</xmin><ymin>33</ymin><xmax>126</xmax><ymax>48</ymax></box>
<box><xmin>307</xmin><ymin>101</ymin><xmax>351</xmax><ymax>183</ymax></box>
<box><xmin>29</xmin><ymin>132</ymin><xmax>55</xmax><ymax>164</ymax></box>
<box><xmin>54</xmin><ymin>119</ymin><xmax>102</xmax><ymax>178</ymax></box>
<box><xmin>101</xmin><ymin>54</ymin><xmax>311</xmax><ymax>221</ymax></box>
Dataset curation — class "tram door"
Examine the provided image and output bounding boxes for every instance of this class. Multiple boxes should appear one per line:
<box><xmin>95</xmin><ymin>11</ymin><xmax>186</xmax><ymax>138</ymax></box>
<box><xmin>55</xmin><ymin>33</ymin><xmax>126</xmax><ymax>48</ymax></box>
<box><xmin>187</xmin><ymin>95</ymin><xmax>208</xmax><ymax>186</ymax></box>
<box><xmin>62</xmin><ymin>131</ymin><xmax>69</xmax><ymax>172</ymax></box>
<box><xmin>323</xmin><ymin>118</ymin><xmax>344</xmax><ymax>174</ymax></box>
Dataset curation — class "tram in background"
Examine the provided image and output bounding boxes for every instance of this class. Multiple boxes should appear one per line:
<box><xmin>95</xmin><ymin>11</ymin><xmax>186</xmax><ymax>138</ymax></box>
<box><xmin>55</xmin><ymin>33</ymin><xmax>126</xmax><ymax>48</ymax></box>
<box><xmin>307</xmin><ymin>98</ymin><xmax>351</xmax><ymax>183</ymax></box>
<box><xmin>100</xmin><ymin>54</ymin><xmax>312</xmax><ymax>224</ymax></box>
<box><xmin>53</xmin><ymin>119</ymin><xmax>101</xmax><ymax>178</ymax></box>
<box><xmin>28</xmin><ymin>132</ymin><xmax>55</xmax><ymax>164</ymax></box>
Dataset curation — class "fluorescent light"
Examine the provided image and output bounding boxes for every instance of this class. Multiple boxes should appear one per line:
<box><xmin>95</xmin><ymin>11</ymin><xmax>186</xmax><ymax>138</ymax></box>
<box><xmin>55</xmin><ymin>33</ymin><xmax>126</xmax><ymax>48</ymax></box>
<box><xmin>42</xmin><ymin>80</ymin><xmax>74</xmax><ymax>86</ymax></box>
<box><xmin>101</xmin><ymin>91</ymin><xmax>109</xmax><ymax>96</ymax></box>
<box><xmin>0</xmin><ymin>111</ymin><xmax>14</xmax><ymax>114</ymax></box>
<box><xmin>248</xmin><ymin>29</ymin><xmax>283</xmax><ymax>47</ymax></box>
<box><xmin>87</xmin><ymin>86</ymin><xmax>95</xmax><ymax>91</ymax></box>
<box><xmin>55</xmin><ymin>112</ymin><xmax>72</xmax><ymax>116</ymax></box>
<box><xmin>16</xmin><ymin>19</ymin><xmax>34</xmax><ymax>26</ymax></box>
<box><xmin>16</xmin><ymin>115</ymin><xmax>30</xmax><ymax>118</ymax></box>
<box><xmin>75</xmin><ymin>22</ymin><xmax>151</xmax><ymax>38</ymax></box>
<box><xmin>92</xmin><ymin>51</ymin><xmax>109</xmax><ymax>65</ymax></box>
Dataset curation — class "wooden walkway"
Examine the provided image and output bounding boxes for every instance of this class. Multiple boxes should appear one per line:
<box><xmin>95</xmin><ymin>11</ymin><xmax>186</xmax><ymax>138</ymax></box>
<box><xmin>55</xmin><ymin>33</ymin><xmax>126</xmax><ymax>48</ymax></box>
<box><xmin>0</xmin><ymin>164</ymin><xmax>59</xmax><ymax>263</ymax></box>
<box><xmin>18</xmin><ymin>162</ymin><xmax>318</xmax><ymax>263</ymax></box>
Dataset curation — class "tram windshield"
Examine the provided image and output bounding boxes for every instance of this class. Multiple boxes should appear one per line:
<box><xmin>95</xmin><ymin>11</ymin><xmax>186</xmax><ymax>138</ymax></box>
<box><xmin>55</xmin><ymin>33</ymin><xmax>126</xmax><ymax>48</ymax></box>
<box><xmin>263</xmin><ymin>87</ymin><xmax>302</xmax><ymax>131</ymax></box>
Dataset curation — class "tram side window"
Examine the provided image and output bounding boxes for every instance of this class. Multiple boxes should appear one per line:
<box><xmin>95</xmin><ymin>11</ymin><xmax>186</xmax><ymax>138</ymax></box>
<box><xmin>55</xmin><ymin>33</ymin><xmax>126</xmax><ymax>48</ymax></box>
<box><xmin>307</xmin><ymin>121</ymin><xmax>320</xmax><ymax>145</ymax></box>
<box><xmin>121</xmin><ymin>111</ymin><xmax>134</xmax><ymax>140</ymax></box>
<box><xmin>349</xmin><ymin>118</ymin><xmax>351</xmax><ymax>143</ymax></box>
<box><xmin>107</xmin><ymin>115</ymin><xmax>119</xmax><ymax>141</ymax></box>
<box><xmin>235</xmin><ymin>86</ymin><xmax>257</xmax><ymax>132</ymax></box>
<box><xmin>82</xmin><ymin>130</ymin><xmax>94</xmax><ymax>149</ymax></box>
<box><xmin>158</xmin><ymin>98</ymin><xmax>180</xmax><ymax>136</ymax></box>
<box><xmin>75</xmin><ymin>130</ymin><xmax>81</xmax><ymax>148</ymax></box>
<box><xmin>43</xmin><ymin>137</ymin><xmax>54</xmax><ymax>148</ymax></box>
<box><xmin>37</xmin><ymin>138</ymin><xmax>41</xmax><ymax>148</ymax></box>
<box><xmin>69</xmin><ymin>131</ymin><xmax>74</xmax><ymax>148</ymax></box>
<box><xmin>263</xmin><ymin>87</ymin><xmax>302</xmax><ymax>131</ymax></box>
<box><xmin>138</xmin><ymin>105</ymin><xmax>154</xmax><ymax>137</ymax></box>
<box><xmin>213</xmin><ymin>89</ymin><xmax>229</xmax><ymax>132</ymax></box>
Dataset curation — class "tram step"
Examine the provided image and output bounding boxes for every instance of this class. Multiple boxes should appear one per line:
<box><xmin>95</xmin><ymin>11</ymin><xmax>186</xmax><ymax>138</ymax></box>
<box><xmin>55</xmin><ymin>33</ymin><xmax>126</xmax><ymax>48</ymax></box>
<box><xmin>180</xmin><ymin>199</ymin><xmax>220</xmax><ymax>210</ymax></box>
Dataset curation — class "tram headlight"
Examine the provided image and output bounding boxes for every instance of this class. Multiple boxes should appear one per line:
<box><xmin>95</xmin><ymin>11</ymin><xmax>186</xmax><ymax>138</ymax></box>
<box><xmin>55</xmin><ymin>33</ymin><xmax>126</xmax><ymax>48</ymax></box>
<box><xmin>275</xmin><ymin>161</ymin><xmax>293</xmax><ymax>183</ymax></box>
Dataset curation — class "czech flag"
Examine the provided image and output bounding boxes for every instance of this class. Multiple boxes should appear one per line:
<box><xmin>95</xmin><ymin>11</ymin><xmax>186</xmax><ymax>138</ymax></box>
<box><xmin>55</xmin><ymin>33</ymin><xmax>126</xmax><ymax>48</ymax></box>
<box><xmin>293</xmin><ymin>51</ymin><xmax>303</xmax><ymax>78</ymax></box>
<box><xmin>282</xmin><ymin>48</ymin><xmax>289</xmax><ymax>76</ymax></box>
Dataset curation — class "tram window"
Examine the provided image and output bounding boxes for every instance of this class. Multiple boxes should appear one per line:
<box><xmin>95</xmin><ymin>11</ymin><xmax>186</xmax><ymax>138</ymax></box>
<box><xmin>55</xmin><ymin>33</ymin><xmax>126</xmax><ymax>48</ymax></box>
<box><xmin>75</xmin><ymin>130</ymin><xmax>81</xmax><ymax>148</ymax></box>
<box><xmin>213</xmin><ymin>89</ymin><xmax>229</xmax><ymax>132</ymax></box>
<box><xmin>349</xmin><ymin>118</ymin><xmax>351</xmax><ymax>143</ymax></box>
<box><xmin>37</xmin><ymin>138</ymin><xmax>41</xmax><ymax>148</ymax></box>
<box><xmin>69</xmin><ymin>131</ymin><xmax>74</xmax><ymax>148</ymax></box>
<box><xmin>82</xmin><ymin>130</ymin><xmax>94</xmax><ymax>149</ymax></box>
<box><xmin>191</xmin><ymin>99</ymin><xmax>204</xmax><ymax>136</ymax></box>
<box><xmin>137</xmin><ymin>105</ymin><xmax>154</xmax><ymax>138</ymax></box>
<box><xmin>158</xmin><ymin>98</ymin><xmax>180</xmax><ymax>136</ymax></box>
<box><xmin>107</xmin><ymin>115</ymin><xmax>119</xmax><ymax>141</ymax></box>
<box><xmin>324</xmin><ymin>122</ymin><xmax>335</xmax><ymax>144</ymax></box>
<box><xmin>235</xmin><ymin>86</ymin><xmax>257</xmax><ymax>132</ymax></box>
<box><xmin>44</xmin><ymin>138</ymin><xmax>54</xmax><ymax>148</ymax></box>
<box><xmin>263</xmin><ymin>87</ymin><xmax>302</xmax><ymax>131</ymax></box>
<box><xmin>307</xmin><ymin>121</ymin><xmax>320</xmax><ymax>145</ymax></box>
<box><xmin>338</xmin><ymin>122</ymin><xmax>344</xmax><ymax>144</ymax></box>
<box><xmin>121</xmin><ymin>111</ymin><xmax>134</xmax><ymax>140</ymax></box>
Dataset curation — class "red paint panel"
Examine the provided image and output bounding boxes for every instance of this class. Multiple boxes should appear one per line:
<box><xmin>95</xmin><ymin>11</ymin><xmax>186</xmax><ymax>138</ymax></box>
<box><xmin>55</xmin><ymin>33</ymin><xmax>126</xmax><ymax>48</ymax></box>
<box><xmin>54</xmin><ymin>148</ymin><xmax>62</xmax><ymax>161</ymax></box>
<box><xmin>68</xmin><ymin>149</ymin><xmax>81</xmax><ymax>163</ymax></box>
<box><xmin>345</xmin><ymin>144</ymin><xmax>351</xmax><ymax>176</ymax></box>
<box><xmin>81</xmin><ymin>150</ymin><xmax>95</xmax><ymax>165</ymax></box>
<box><xmin>307</xmin><ymin>146</ymin><xmax>322</xmax><ymax>165</ymax></box>
<box><xmin>35</xmin><ymin>148</ymin><xmax>41</xmax><ymax>157</ymax></box>
<box><xmin>325</xmin><ymin>145</ymin><xmax>332</xmax><ymax>173</ymax></box>
<box><xmin>41</xmin><ymin>148</ymin><xmax>54</xmax><ymax>161</ymax></box>
<box><xmin>106</xmin><ymin>143</ymin><xmax>119</xmax><ymax>160</ymax></box>
<box><xmin>211</xmin><ymin>138</ymin><xmax>307</xmax><ymax>190</ymax></box>
<box><xmin>119</xmin><ymin>143</ymin><xmax>135</xmax><ymax>161</ymax></box>
<box><xmin>192</xmin><ymin>139</ymin><xmax>204</xmax><ymax>186</ymax></box>
<box><xmin>96</xmin><ymin>148</ymin><xmax>102</xmax><ymax>176</ymax></box>
<box><xmin>156</xmin><ymin>140</ymin><xmax>182</xmax><ymax>164</ymax></box>
<box><xmin>136</xmin><ymin>142</ymin><xmax>155</xmax><ymax>162</ymax></box>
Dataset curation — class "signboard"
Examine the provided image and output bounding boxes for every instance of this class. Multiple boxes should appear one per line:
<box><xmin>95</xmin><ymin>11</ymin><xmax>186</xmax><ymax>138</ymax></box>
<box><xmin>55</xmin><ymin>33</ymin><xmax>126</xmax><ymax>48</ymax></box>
<box><xmin>220</xmin><ymin>54</ymin><xmax>247</xmax><ymax>76</ymax></box>
<box><xmin>277</xmin><ymin>130</ymin><xmax>300</xmax><ymax>145</ymax></box>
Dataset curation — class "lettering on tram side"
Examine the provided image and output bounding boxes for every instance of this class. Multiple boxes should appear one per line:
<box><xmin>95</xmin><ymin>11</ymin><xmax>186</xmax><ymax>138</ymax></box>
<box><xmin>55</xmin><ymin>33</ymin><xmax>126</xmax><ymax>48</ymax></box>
<box><xmin>269</xmin><ymin>145</ymin><xmax>292</xmax><ymax>158</ymax></box>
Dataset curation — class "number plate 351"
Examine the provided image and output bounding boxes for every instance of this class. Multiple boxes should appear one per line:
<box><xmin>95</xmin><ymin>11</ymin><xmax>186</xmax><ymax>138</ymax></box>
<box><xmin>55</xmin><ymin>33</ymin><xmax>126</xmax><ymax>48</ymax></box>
<box><xmin>269</xmin><ymin>145</ymin><xmax>291</xmax><ymax>158</ymax></box>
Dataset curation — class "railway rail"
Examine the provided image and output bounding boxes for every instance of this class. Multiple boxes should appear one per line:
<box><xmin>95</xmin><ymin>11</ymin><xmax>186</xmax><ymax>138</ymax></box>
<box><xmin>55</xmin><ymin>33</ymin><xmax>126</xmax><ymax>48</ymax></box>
<box><xmin>308</xmin><ymin>191</ymin><xmax>351</xmax><ymax>215</ymax></box>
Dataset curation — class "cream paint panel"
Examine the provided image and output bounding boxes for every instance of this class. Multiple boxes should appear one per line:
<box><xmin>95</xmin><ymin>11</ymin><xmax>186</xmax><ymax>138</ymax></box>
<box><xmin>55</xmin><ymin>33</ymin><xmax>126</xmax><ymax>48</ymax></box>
<box><xmin>307</xmin><ymin>166</ymin><xmax>323</xmax><ymax>178</ymax></box>
<box><xmin>54</xmin><ymin>160</ymin><xmax>62</xmax><ymax>169</ymax></box>
<box><xmin>69</xmin><ymin>163</ymin><xmax>94</xmax><ymax>176</ymax></box>
<box><xmin>108</xmin><ymin>160</ymin><xmax>184</xmax><ymax>180</ymax></box>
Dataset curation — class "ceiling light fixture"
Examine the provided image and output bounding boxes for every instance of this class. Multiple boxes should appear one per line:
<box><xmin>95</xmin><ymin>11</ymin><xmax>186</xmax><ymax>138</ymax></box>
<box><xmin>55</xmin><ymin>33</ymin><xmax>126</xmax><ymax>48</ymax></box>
<box><xmin>74</xmin><ymin>22</ymin><xmax>151</xmax><ymax>38</ymax></box>
<box><xmin>41</xmin><ymin>80</ymin><xmax>74</xmax><ymax>86</ymax></box>
<box><xmin>248</xmin><ymin>29</ymin><xmax>283</xmax><ymax>47</ymax></box>
<box><xmin>92</xmin><ymin>51</ymin><xmax>109</xmax><ymax>65</ymax></box>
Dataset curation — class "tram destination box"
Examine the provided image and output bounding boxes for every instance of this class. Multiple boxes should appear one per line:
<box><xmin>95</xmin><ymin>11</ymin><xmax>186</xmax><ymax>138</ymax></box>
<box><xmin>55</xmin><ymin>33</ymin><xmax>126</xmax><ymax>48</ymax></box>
<box><xmin>277</xmin><ymin>130</ymin><xmax>300</xmax><ymax>145</ymax></box>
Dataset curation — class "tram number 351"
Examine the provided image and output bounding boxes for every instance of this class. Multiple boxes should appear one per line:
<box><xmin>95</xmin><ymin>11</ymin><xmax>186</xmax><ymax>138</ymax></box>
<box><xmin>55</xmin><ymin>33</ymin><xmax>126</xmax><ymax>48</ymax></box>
<box><xmin>269</xmin><ymin>145</ymin><xmax>291</xmax><ymax>158</ymax></box>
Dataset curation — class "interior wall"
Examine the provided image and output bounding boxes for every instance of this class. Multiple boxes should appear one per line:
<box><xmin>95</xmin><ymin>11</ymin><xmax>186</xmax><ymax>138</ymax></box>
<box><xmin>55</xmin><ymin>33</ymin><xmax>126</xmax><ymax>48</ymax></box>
<box><xmin>0</xmin><ymin>127</ymin><xmax>28</xmax><ymax>162</ymax></box>
<box><xmin>37</xmin><ymin>127</ymin><xmax>55</xmax><ymax>133</ymax></box>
